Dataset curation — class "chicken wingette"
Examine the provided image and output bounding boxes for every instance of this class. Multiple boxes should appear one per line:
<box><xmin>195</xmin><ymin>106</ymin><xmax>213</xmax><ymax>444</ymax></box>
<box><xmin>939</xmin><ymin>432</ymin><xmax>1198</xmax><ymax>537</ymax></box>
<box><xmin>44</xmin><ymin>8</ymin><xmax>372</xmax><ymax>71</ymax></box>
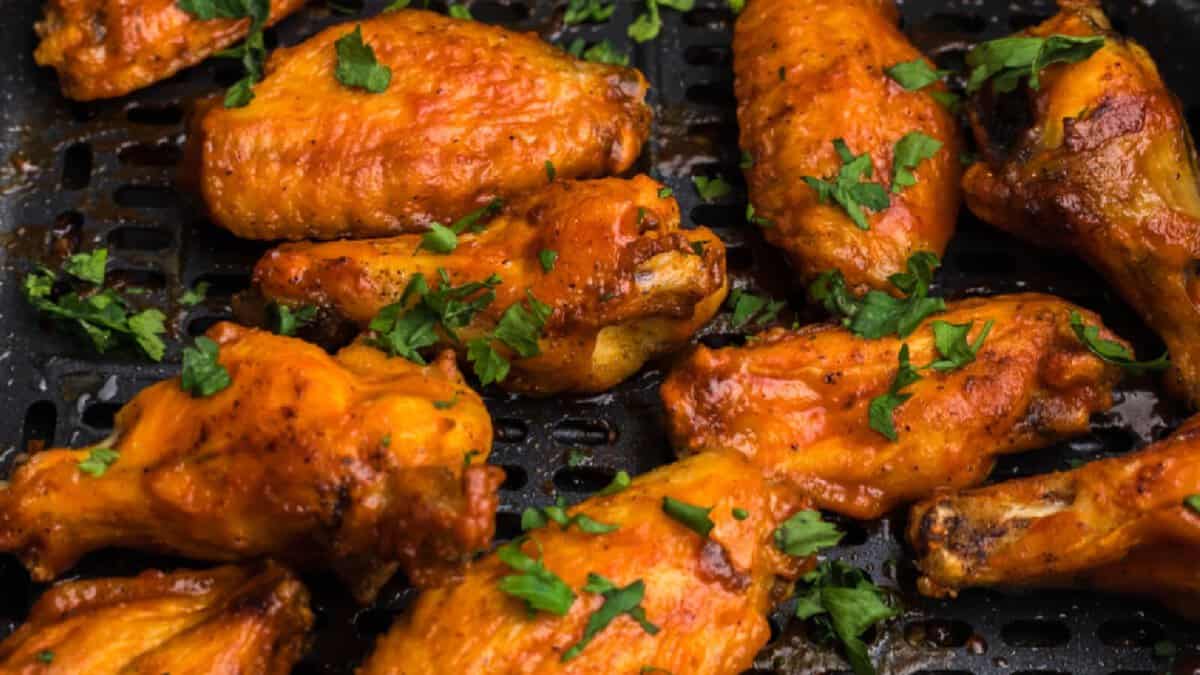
<box><xmin>734</xmin><ymin>0</ymin><xmax>962</xmax><ymax>293</ymax></box>
<box><xmin>358</xmin><ymin>451</ymin><xmax>810</xmax><ymax>674</ymax></box>
<box><xmin>185</xmin><ymin>9</ymin><xmax>652</xmax><ymax>241</ymax></box>
<box><xmin>0</xmin><ymin>323</ymin><xmax>502</xmax><ymax>603</ymax></box>
<box><xmin>34</xmin><ymin>0</ymin><xmax>305</xmax><ymax>100</ymax></box>
<box><xmin>0</xmin><ymin>561</ymin><xmax>312</xmax><ymax>674</ymax></box>
<box><xmin>661</xmin><ymin>294</ymin><xmax>1125</xmax><ymax>519</ymax></box>
<box><xmin>253</xmin><ymin>176</ymin><xmax>727</xmax><ymax>394</ymax></box>
<box><xmin>909</xmin><ymin>414</ymin><xmax>1200</xmax><ymax>619</ymax></box>
<box><xmin>962</xmin><ymin>1</ymin><xmax>1200</xmax><ymax>407</ymax></box>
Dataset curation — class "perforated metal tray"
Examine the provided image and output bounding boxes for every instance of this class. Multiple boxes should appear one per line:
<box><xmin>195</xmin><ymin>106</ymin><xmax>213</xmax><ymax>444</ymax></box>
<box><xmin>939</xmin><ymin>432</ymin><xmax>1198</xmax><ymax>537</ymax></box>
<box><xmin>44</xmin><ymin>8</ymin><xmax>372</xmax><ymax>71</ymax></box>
<box><xmin>1</xmin><ymin>0</ymin><xmax>1199</xmax><ymax>673</ymax></box>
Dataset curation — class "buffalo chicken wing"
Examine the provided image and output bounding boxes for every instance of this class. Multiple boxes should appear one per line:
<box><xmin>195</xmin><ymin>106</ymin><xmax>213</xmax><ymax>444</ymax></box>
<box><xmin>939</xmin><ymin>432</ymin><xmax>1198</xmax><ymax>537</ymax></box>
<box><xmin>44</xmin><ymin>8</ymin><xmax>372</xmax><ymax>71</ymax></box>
<box><xmin>185</xmin><ymin>9</ymin><xmax>652</xmax><ymax>240</ymax></box>
<box><xmin>0</xmin><ymin>561</ymin><xmax>312</xmax><ymax>674</ymax></box>
<box><xmin>661</xmin><ymin>294</ymin><xmax>1124</xmax><ymax>519</ymax></box>
<box><xmin>253</xmin><ymin>176</ymin><xmax>727</xmax><ymax>394</ymax></box>
<box><xmin>0</xmin><ymin>323</ymin><xmax>502</xmax><ymax>602</ymax></box>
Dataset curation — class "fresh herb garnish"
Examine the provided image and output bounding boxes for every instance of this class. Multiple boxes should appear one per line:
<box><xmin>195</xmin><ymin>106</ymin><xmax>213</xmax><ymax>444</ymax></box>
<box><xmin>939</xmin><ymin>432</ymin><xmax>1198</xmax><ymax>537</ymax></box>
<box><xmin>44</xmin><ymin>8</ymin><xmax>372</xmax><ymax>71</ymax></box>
<box><xmin>179</xmin><ymin>280</ymin><xmax>210</xmax><ymax>307</ymax></box>
<box><xmin>739</xmin><ymin>150</ymin><xmax>755</xmax><ymax>168</ymax></box>
<box><xmin>177</xmin><ymin>0</ymin><xmax>269</xmax><ymax>107</ymax></box>
<box><xmin>727</xmin><ymin>0</ymin><xmax>744</xmax><ymax>13</ymax></box>
<box><xmin>36</xmin><ymin>650</ymin><xmax>54</xmax><ymax>663</ymax></box>
<box><xmin>890</xmin><ymin>131</ymin><xmax>942</xmax><ymax>193</ymax></box>
<box><xmin>383</xmin><ymin>0</ymin><xmax>409</xmax><ymax>9</ymax></box>
<box><xmin>564</xmin><ymin>0</ymin><xmax>615</xmax><ymax>24</ymax></box>
<box><xmin>564</xmin><ymin>574</ymin><xmax>659</xmax><ymax>660</ymax></box>
<box><xmin>566</xmin><ymin>38</ymin><xmax>629</xmax><ymax>65</ymax></box>
<box><xmin>1068</xmin><ymin>310</ymin><xmax>1169</xmax><ymax>374</ymax></box>
<box><xmin>728</xmin><ymin>289</ymin><xmax>785</xmax><ymax>329</ymax></box>
<box><xmin>775</xmin><ymin>510</ymin><xmax>843</xmax><ymax>556</ymax></box>
<box><xmin>693</xmin><ymin>175</ymin><xmax>732</xmax><ymax>202</ymax></box>
<box><xmin>885</xmin><ymin>59</ymin><xmax>960</xmax><ymax>109</ymax></box>
<box><xmin>803</xmin><ymin>139</ymin><xmax>890</xmax><ymax>230</ymax></box>
<box><xmin>661</xmin><ymin>496</ymin><xmax>714</xmax><ymax>537</ymax></box>
<box><xmin>521</xmin><ymin>498</ymin><xmax>619</xmax><ymax>535</ymax></box>
<box><xmin>545</xmin><ymin>160</ymin><xmax>557</xmax><ymax>181</ymax></box>
<box><xmin>497</xmin><ymin>540</ymin><xmax>576</xmax><ymax>616</ymax></box>
<box><xmin>272</xmin><ymin>303</ymin><xmax>318</xmax><ymax>336</ymax></box>
<box><xmin>462</xmin><ymin>290</ymin><xmax>553</xmax><ymax>385</ymax></box>
<box><xmin>63</xmin><ymin>248</ymin><xmax>107</xmax><ymax>284</ymax></box>
<box><xmin>334</xmin><ymin>25</ymin><xmax>392</xmax><ymax>93</ymax></box>
<box><xmin>448</xmin><ymin>3</ymin><xmax>471</xmax><ymax>19</ymax></box>
<box><xmin>868</xmin><ymin>344</ymin><xmax>921</xmax><ymax>441</ymax></box>
<box><xmin>746</xmin><ymin>203</ymin><xmax>773</xmax><ymax>228</ymax></box>
<box><xmin>78</xmin><ymin>447</ymin><xmax>120</xmax><ymax>477</ymax></box>
<box><xmin>368</xmin><ymin>269</ymin><xmax>500</xmax><ymax>362</ymax></box>
<box><xmin>808</xmin><ymin>251</ymin><xmax>945</xmax><ymax>339</ymax></box>
<box><xmin>433</xmin><ymin>392</ymin><xmax>459</xmax><ymax>409</ymax></box>
<box><xmin>539</xmin><ymin>249</ymin><xmax>559</xmax><ymax>272</ymax></box>
<box><xmin>927</xmin><ymin>319</ymin><xmax>993</xmax><ymax>371</ymax></box>
<box><xmin>1184</xmin><ymin>495</ymin><xmax>1200</xmax><ymax>514</ymax></box>
<box><xmin>965</xmin><ymin>35</ymin><xmax>1105</xmax><ymax>94</ymax></box>
<box><xmin>658</xmin><ymin>187</ymin><xmax>673</xmax><ymax>198</ymax></box>
<box><xmin>181</xmin><ymin>336</ymin><xmax>232</xmax><ymax>397</ymax></box>
<box><xmin>629</xmin><ymin>0</ymin><xmax>693</xmax><ymax>43</ymax></box>
<box><xmin>418</xmin><ymin>199</ymin><xmax>504</xmax><ymax>254</ymax></box>
<box><xmin>596</xmin><ymin>470</ymin><xmax>631</xmax><ymax>496</ymax></box>
<box><xmin>794</xmin><ymin>562</ymin><xmax>898</xmax><ymax>675</ymax></box>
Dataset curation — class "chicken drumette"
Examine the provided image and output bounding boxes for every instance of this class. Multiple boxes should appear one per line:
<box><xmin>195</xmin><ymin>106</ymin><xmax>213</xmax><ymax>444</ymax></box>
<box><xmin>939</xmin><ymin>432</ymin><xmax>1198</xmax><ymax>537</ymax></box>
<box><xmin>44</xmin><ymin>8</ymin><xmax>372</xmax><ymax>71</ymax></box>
<box><xmin>0</xmin><ymin>323</ymin><xmax>501</xmax><ymax>602</ymax></box>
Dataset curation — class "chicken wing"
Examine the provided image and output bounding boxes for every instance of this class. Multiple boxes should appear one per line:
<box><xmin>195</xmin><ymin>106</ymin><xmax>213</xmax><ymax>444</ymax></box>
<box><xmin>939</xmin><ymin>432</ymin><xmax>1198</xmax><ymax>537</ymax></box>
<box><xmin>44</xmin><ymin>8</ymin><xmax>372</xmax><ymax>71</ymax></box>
<box><xmin>734</xmin><ymin>0</ymin><xmax>962</xmax><ymax>293</ymax></box>
<box><xmin>962</xmin><ymin>2</ymin><xmax>1200</xmax><ymax>407</ymax></box>
<box><xmin>908</xmin><ymin>414</ymin><xmax>1200</xmax><ymax>619</ymax></box>
<box><xmin>184</xmin><ymin>9</ymin><xmax>652</xmax><ymax>241</ymax></box>
<box><xmin>0</xmin><ymin>323</ymin><xmax>502</xmax><ymax>602</ymax></box>
<box><xmin>252</xmin><ymin>176</ymin><xmax>727</xmax><ymax>394</ymax></box>
<box><xmin>0</xmin><ymin>561</ymin><xmax>312</xmax><ymax>674</ymax></box>
<box><xmin>358</xmin><ymin>451</ymin><xmax>809</xmax><ymax>674</ymax></box>
<box><xmin>34</xmin><ymin>0</ymin><xmax>305</xmax><ymax>100</ymax></box>
<box><xmin>661</xmin><ymin>294</ymin><xmax>1124</xmax><ymax>519</ymax></box>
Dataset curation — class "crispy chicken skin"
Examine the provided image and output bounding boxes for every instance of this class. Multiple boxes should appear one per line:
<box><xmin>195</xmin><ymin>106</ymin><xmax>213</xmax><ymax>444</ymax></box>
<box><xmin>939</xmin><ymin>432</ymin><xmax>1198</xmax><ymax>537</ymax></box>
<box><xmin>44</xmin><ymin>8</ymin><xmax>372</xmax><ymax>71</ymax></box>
<box><xmin>358</xmin><ymin>451</ymin><xmax>809</xmax><ymax>675</ymax></box>
<box><xmin>661</xmin><ymin>294</ymin><xmax>1124</xmax><ymax>520</ymax></box>
<box><xmin>0</xmin><ymin>561</ymin><xmax>312</xmax><ymax>674</ymax></box>
<box><xmin>0</xmin><ymin>323</ymin><xmax>502</xmax><ymax>603</ymax></box>
<box><xmin>962</xmin><ymin>1</ymin><xmax>1200</xmax><ymax>407</ymax></box>
<box><xmin>733</xmin><ymin>0</ymin><xmax>962</xmax><ymax>293</ymax></box>
<box><xmin>909</xmin><ymin>414</ymin><xmax>1200</xmax><ymax>618</ymax></box>
<box><xmin>254</xmin><ymin>176</ymin><xmax>728</xmax><ymax>394</ymax></box>
<box><xmin>34</xmin><ymin>0</ymin><xmax>305</xmax><ymax>101</ymax></box>
<box><xmin>186</xmin><ymin>9</ymin><xmax>652</xmax><ymax>241</ymax></box>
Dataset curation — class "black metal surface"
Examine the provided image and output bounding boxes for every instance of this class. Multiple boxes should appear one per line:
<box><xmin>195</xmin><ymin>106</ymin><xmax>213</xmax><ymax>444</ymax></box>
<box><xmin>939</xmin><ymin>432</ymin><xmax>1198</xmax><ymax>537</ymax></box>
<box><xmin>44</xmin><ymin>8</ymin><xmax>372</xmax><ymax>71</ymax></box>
<box><xmin>1</xmin><ymin>0</ymin><xmax>1199</xmax><ymax>673</ymax></box>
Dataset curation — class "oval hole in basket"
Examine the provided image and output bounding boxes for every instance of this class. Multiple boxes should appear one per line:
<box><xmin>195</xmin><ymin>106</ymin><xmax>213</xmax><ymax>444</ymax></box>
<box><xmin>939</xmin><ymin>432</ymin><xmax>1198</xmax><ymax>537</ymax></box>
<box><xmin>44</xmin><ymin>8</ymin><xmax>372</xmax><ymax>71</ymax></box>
<box><xmin>114</xmin><ymin>185</ymin><xmax>180</xmax><ymax>209</ymax></box>
<box><xmin>683</xmin><ymin>7</ymin><xmax>731</xmax><ymax>29</ymax></box>
<box><xmin>82</xmin><ymin>402</ymin><xmax>121</xmax><ymax>431</ymax></box>
<box><xmin>192</xmin><ymin>272</ymin><xmax>252</xmax><ymax>298</ymax></box>
<box><xmin>493</xmin><ymin>418</ymin><xmax>528</xmax><ymax>444</ymax></box>
<box><xmin>1001</xmin><ymin>620</ymin><xmax>1071</xmax><ymax>648</ymax></box>
<box><xmin>1098</xmin><ymin>619</ymin><xmax>1164</xmax><ymax>648</ymax></box>
<box><xmin>61</xmin><ymin>142</ymin><xmax>92</xmax><ymax>190</ymax></box>
<box><xmin>685</xmin><ymin>45</ymin><xmax>730</xmax><ymax>67</ymax></box>
<box><xmin>471</xmin><ymin>1</ymin><xmax>529</xmax><ymax>22</ymax></box>
<box><xmin>685</xmin><ymin>83</ymin><xmax>736</xmax><ymax>107</ymax></box>
<box><xmin>125</xmin><ymin>102</ymin><xmax>184</xmax><ymax>126</ymax></box>
<box><xmin>551</xmin><ymin>419</ymin><xmax>616</xmax><ymax>446</ymax></box>
<box><xmin>20</xmin><ymin>400</ymin><xmax>57</xmax><ymax>456</ymax></box>
<box><xmin>553</xmin><ymin>465</ymin><xmax>616</xmax><ymax>493</ymax></box>
<box><xmin>493</xmin><ymin>511</ymin><xmax>523</xmax><ymax>543</ymax></box>
<box><xmin>108</xmin><ymin>226</ymin><xmax>173</xmax><ymax>252</ymax></box>
<box><xmin>498</xmin><ymin>464</ymin><xmax>528</xmax><ymax>491</ymax></box>
<box><xmin>118</xmin><ymin>141</ymin><xmax>183</xmax><ymax>167</ymax></box>
<box><xmin>187</xmin><ymin>315</ymin><xmax>228</xmax><ymax>337</ymax></box>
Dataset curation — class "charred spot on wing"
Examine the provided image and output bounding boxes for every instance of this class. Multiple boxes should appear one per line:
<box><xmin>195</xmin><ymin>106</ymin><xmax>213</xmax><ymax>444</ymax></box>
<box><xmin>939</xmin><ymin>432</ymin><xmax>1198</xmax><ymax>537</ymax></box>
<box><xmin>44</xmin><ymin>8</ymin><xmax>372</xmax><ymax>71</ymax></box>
<box><xmin>1062</xmin><ymin>95</ymin><xmax>1148</xmax><ymax>152</ymax></box>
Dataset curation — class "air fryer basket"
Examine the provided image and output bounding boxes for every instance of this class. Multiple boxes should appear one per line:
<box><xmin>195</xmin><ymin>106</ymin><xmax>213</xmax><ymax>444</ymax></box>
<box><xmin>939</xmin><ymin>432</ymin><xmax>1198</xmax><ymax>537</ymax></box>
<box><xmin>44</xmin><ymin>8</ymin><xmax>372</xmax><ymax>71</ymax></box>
<box><xmin>1</xmin><ymin>0</ymin><xmax>1199</xmax><ymax>672</ymax></box>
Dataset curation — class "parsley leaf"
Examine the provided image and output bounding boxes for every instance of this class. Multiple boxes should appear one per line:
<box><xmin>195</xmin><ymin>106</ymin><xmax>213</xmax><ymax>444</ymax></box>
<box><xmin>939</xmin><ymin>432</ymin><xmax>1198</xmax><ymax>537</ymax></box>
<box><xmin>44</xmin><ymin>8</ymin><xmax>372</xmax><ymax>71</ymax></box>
<box><xmin>419</xmin><ymin>223</ymin><xmax>458</xmax><ymax>254</ymax></box>
<box><xmin>448</xmin><ymin>3</ymin><xmax>471</xmax><ymax>19</ymax></box>
<box><xmin>728</xmin><ymin>0</ymin><xmax>744</xmax><ymax>13</ymax></box>
<box><xmin>808</xmin><ymin>251</ymin><xmax>945</xmax><ymax>339</ymax></box>
<box><xmin>565</xmin><ymin>0</ymin><xmax>615</xmax><ymax>24</ymax></box>
<box><xmin>545</xmin><ymin>160</ymin><xmax>556</xmax><ymax>181</ymax></box>
<box><xmin>178</xmin><ymin>0</ymin><xmax>269</xmax><ymax>107</ymax></box>
<box><xmin>1068</xmin><ymin>310</ymin><xmax>1169</xmax><ymax>375</ymax></box>
<box><xmin>369</xmin><ymin>271</ymin><xmax>500</xmax><ymax>361</ymax></box>
<box><xmin>803</xmin><ymin>139</ymin><xmax>890</xmax><ymax>230</ymax></box>
<box><xmin>728</xmin><ymin>289</ymin><xmax>785</xmax><ymax>329</ymax></box>
<box><xmin>886</xmin><ymin>59</ymin><xmax>960</xmax><ymax>109</ymax></box>
<box><xmin>795</xmin><ymin>562</ymin><xmax>898</xmax><ymax>675</ymax></box>
<box><xmin>693</xmin><ymin>175</ymin><xmax>732</xmax><ymax>202</ymax></box>
<box><xmin>658</xmin><ymin>187</ymin><xmax>673</xmax><ymax>198</ymax></box>
<box><xmin>521</xmin><ymin>498</ymin><xmax>619</xmax><ymax>535</ymax></box>
<box><xmin>568</xmin><ymin>39</ymin><xmax>629</xmax><ymax>65</ymax></box>
<box><xmin>180</xmin><ymin>336</ymin><xmax>232</xmax><ymax>398</ymax></box>
<box><xmin>966</xmin><ymin>35</ymin><xmax>1104</xmax><ymax>95</ymax></box>
<box><xmin>433</xmin><ymin>392</ymin><xmax>459</xmax><ymax>409</ymax></box>
<box><xmin>63</xmin><ymin>248</ymin><xmax>107</xmax><ymax>284</ymax></box>
<box><xmin>179</xmin><ymin>281</ymin><xmax>210</xmax><ymax>307</ymax></box>
<box><xmin>1184</xmin><ymin>495</ymin><xmax>1200</xmax><ymax>514</ymax></box>
<box><xmin>335</xmin><ymin>26</ymin><xmax>392</xmax><ymax>93</ymax></box>
<box><xmin>419</xmin><ymin>198</ymin><xmax>505</xmax><ymax>253</ymax></box>
<box><xmin>732</xmin><ymin>507</ymin><xmax>749</xmax><ymax>520</ymax></box>
<box><xmin>746</xmin><ymin>203</ymin><xmax>773</xmax><ymax>228</ymax></box>
<box><xmin>775</xmin><ymin>510</ymin><xmax>843</xmax><ymax>557</ymax></box>
<box><xmin>492</xmin><ymin>290</ymin><xmax>552</xmax><ymax>358</ymax></box>
<box><xmin>497</xmin><ymin>540</ymin><xmax>576</xmax><ymax>616</ymax></box>
<box><xmin>740</xmin><ymin>150</ymin><xmax>755</xmax><ymax>168</ymax></box>
<box><xmin>927</xmin><ymin>319</ymin><xmax>993</xmax><ymax>371</ymax></box>
<box><xmin>539</xmin><ymin>249</ymin><xmax>559</xmax><ymax>272</ymax></box>
<box><xmin>629</xmin><ymin>0</ymin><xmax>692</xmax><ymax>43</ymax></box>
<box><xmin>78</xmin><ymin>447</ymin><xmax>120</xmax><ymax>477</ymax></box>
<box><xmin>868</xmin><ymin>344</ymin><xmax>921</xmax><ymax>441</ymax></box>
<box><xmin>661</xmin><ymin>496</ymin><xmax>713</xmax><ymax>537</ymax></box>
<box><xmin>890</xmin><ymin>131</ymin><xmax>942</xmax><ymax>193</ymax></box>
<box><xmin>596</xmin><ymin>470</ymin><xmax>631</xmax><ymax>496</ymax></box>
<box><xmin>383</xmin><ymin>0</ymin><xmax>409</xmax><ymax>9</ymax></box>
<box><xmin>467</xmin><ymin>337</ymin><xmax>511</xmax><ymax>386</ymax></box>
<box><xmin>564</xmin><ymin>575</ymin><xmax>659</xmax><ymax>661</ymax></box>
<box><xmin>272</xmin><ymin>303</ymin><xmax>318</xmax><ymax>336</ymax></box>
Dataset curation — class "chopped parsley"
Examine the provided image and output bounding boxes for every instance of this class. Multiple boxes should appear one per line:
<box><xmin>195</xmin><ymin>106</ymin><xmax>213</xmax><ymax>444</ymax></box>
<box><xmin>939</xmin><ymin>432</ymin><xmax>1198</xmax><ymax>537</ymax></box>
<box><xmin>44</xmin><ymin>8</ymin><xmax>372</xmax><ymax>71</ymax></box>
<box><xmin>465</xmin><ymin>290</ymin><xmax>553</xmax><ymax>385</ymax></box>
<box><xmin>497</xmin><ymin>540</ymin><xmax>576</xmax><ymax>616</ymax></box>
<box><xmin>181</xmin><ymin>336</ymin><xmax>232</xmax><ymax>397</ymax></box>
<box><xmin>728</xmin><ymin>289</ymin><xmax>785</xmax><ymax>329</ymax></box>
<box><xmin>927</xmin><ymin>319</ymin><xmax>993</xmax><ymax>371</ymax></box>
<box><xmin>727</xmin><ymin>0</ymin><xmax>744</xmax><ymax>14</ymax></box>
<box><xmin>868</xmin><ymin>344</ymin><xmax>921</xmax><ymax>441</ymax></box>
<box><xmin>63</xmin><ymin>248</ymin><xmax>107</xmax><ymax>284</ymax></box>
<box><xmin>521</xmin><ymin>498</ymin><xmax>619</xmax><ymax>535</ymax></box>
<box><xmin>808</xmin><ymin>251</ymin><xmax>945</xmax><ymax>339</ymax></box>
<box><xmin>334</xmin><ymin>25</ymin><xmax>392</xmax><ymax>93</ymax></box>
<box><xmin>885</xmin><ymin>59</ymin><xmax>959</xmax><ymax>109</ymax></box>
<box><xmin>22</xmin><ymin>264</ymin><xmax>166</xmax><ymax>361</ymax></box>
<box><xmin>661</xmin><ymin>496</ymin><xmax>713</xmax><ymax>537</ymax></box>
<box><xmin>448</xmin><ymin>3</ymin><xmax>472</xmax><ymax>19</ymax></box>
<box><xmin>272</xmin><ymin>303</ymin><xmax>318</xmax><ymax>336</ymax></box>
<box><xmin>564</xmin><ymin>0</ymin><xmax>615</xmax><ymax>24</ymax></box>
<box><xmin>693</xmin><ymin>175</ymin><xmax>732</xmax><ymax>202</ymax></box>
<box><xmin>658</xmin><ymin>187</ymin><xmax>673</xmax><ymax>198</ymax></box>
<box><xmin>965</xmin><ymin>35</ymin><xmax>1104</xmax><ymax>95</ymax></box>
<box><xmin>177</xmin><ymin>0</ymin><xmax>269</xmax><ymax>107</ymax></box>
<box><xmin>566</xmin><ymin>38</ymin><xmax>629</xmax><ymax>65</ymax></box>
<box><xmin>1184</xmin><ymin>495</ymin><xmax>1200</xmax><ymax>514</ymax></box>
<box><xmin>732</xmin><ymin>507</ymin><xmax>749</xmax><ymax>520</ymax></box>
<box><xmin>746</xmin><ymin>203</ymin><xmax>773</xmax><ymax>228</ymax></box>
<box><xmin>775</xmin><ymin>510</ymin><xmax>843</xmax><ymax>556</ymax></box>
<box><xmin>383</xmin><ymin>0</ymin><xmax>409</xmax><ymax>9</ymax></box>
<box><xmin>563</xmin><ymin>574</ymin><xmax>659</xmax><ymax>661</ymax></box>
<box><xmin>629</xmin><ymin>0</ymin><xmax>693</xmax><ymax>43</ymax></box>
<box><xmin>890</xmin><ymin>131</ymin><xmax>942</xmax><ymax>193</ymax></box>
<box><xmin>78</xmin><ymin>447</ymin><xmax>120</xmax><ymax>477</ymax></box>
<box><xmin>739</xmin><ymin>150</ymin><xmax>755</xmax><ymax>168</ymax></box>
<box><xmin>433</xmin><ymin>392</ymin><xmax>459</xmax><ymax>409</ymax></box>
<box><xmin>794</xmin><ymin>562</ymin><xmax>898</xmax><ymax>675</ymax></box>
<box><xmin>567</xmin><ymin>448</ymin><xmax>588</xmax><ymax>466</ymax></box>
<box><xmin>368</xmin><ymin>269</ymin><xmax>498</xmax><ymax>362</ymax></box>
<box><xmin>418</xmin><ymin>199</ymin><xmax>504</xmax><ymax>254</ymax></box>
<box><xmin>596</xmin><ymin>470</ymin><xmax>631</xmax><ymax>496</ymax></box>
<box><xmin>803</xmin><ymin>139</ymin><xmax>890</xmax><ymax>230</ymax></box>
<box><xmin>545</xmin><ymin>160</ymin><xmax>557</xmax><ymax>181</ymax></box>
<box><xmin>539</xmin><ymin>249</ymin><xmax>559</xmax><ymax>272</ymax></box>
<box><xmin>1068</xmin><ymin>310</ymin><xmax>1169</xmax><ymax>374</ymax></box>
<box><xmin>37</xmin><ymin>650</ymin><xmax>54</xmax><ymax>663</ymax></box>
<box><xmin>179</xmin><ymin>280</ymin><xmax>210</xmax><ymax>307</ymax></box>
